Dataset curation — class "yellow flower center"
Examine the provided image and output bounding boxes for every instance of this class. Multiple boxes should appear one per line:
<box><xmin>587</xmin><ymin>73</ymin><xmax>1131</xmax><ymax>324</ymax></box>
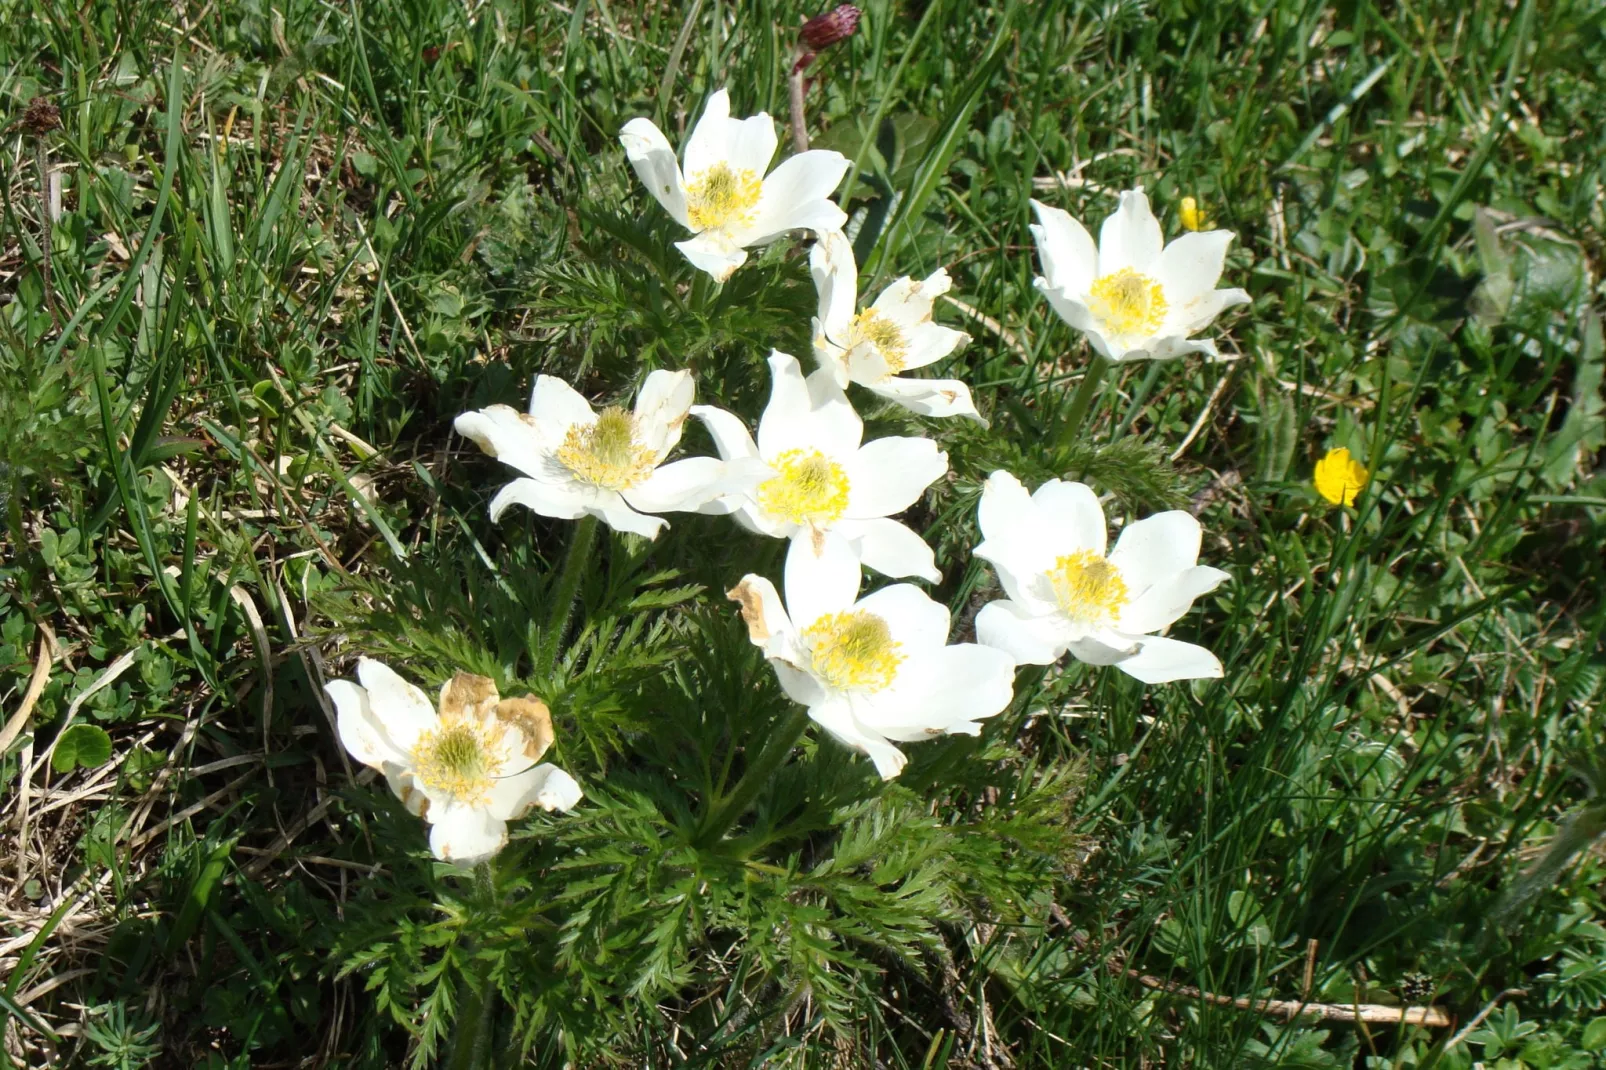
<box><xmin>1048</xmin><ymin>550</ymin><xmax>1129</xmax><ymax>628</ymax></box>
<box><xmin>1313</xmin><ymin>447</ymin><xmax>1370</xmax><ymax>507</ymax></box>
<box><xmin>555</xmin><ymin>406</ymin><xmax>657</xmax><ymax>491</ymax></box>
<box><xmin>1088</xmin><ymin>267</ymin><xmax>1168</xmax><ymax>340</ymax></box>
<box><xmin>802</xmin><ymin>610</ymin><xmax>903</xmax><ymax>692</ymax></box>
<box><xmin>756</xmin><ymin>449</ymin><xmax>850</xmax><ymax>526</ymax></box>
<box><xmin>684</xmin><ymin>163</ymin><xmax>763</xmax><ymax>232</ymax></box>
<box><xmin>848</xmin><ymin>309</ymin><xmax>909</xmax><ymax>373</ymax></box>
<box><xmin>1179</xmin><ymin>195</ymin><xmax>1210</xmax><ymax>232</ymax></box>
<box><xmin>412</xmin><ymin>719</ymin><xmax>501</xmax><ymax>806</ymax></box>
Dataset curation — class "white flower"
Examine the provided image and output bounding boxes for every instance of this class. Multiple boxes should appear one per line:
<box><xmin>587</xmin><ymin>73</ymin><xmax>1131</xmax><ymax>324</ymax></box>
<box><xmin>810</xmin><ymin>230</ymin><xmax>984</xmax><ymax>424</ymax></box>
<box><xmin>620</xmin><ymin>88</ymin><xmax>849</xmax><ymax>281</ymax></box>
<box><xmin>973</xmin><ymin>471</ymin><xmax>1230</xmax><ymax>683</ymax></box>
<box><xmin>327</xmin><ymin>659</ymin><xmax>582</xmax><ymax>864</ymax></box>
<box><xmin>692</xmin><ymin>351</ymin><xmax>948</xmax><ymax>582</ymax></box>
<box><xmin>454</xmin><ymin>369</ymin><xmax>726</xmax><ymax>539</ymax></box>
<box><xmin>728</xmin><ymin>534</ymin><xmax>1016</xmax><ymax>779</ymax></box>
<box><xmin>1030</xmin><ymin>187</ymin><xmax>1250</xmax><ymax>362</ymax></box>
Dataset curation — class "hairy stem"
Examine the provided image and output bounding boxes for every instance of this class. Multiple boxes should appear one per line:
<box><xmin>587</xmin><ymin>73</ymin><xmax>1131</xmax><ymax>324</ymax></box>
<box><xmin>542</xmin><ymin>515</ymin><xmax>599</xmax><ymax>671</ymax></box>
<box><xmin>787</xmin><ymin>62</ymin><xmax>809</xmax><ymax>152</ymax></box>
<box><xmin>1055</xmin><ymin>354</ymin><xmax>1110</xmax><ymax>452</ymax></box>
<box><xmin>444</xmin><ymin>862</ymin><xmax>501</xmax><ymax>1070</ymax></box>
<box><xmin>697</xmin><ymin>705</ymin><xmax>812</xmax><ymax>846</ymax></box>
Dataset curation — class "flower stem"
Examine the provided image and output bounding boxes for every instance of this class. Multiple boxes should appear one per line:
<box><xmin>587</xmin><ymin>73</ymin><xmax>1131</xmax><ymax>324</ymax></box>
<box><xmin>697</xmin><ymin>705</ymin><xmax>812</xmax><ymax>847</ymax></box>
<box><xmin>787</xmin><ymin>60</ymin><xmax>810</xmax><ymax>152</ymax></box>
<box><xmin>542</xmin><ymin>515</ymin><xmax>598</xmax><ymax>672</ymax></box>
<box><xmin>444</xmin><ymin>862</ymin><xmax>500</xmax><ymax>1070</ymax></box>
<box><xmin>1055</xmin><ymin>354</ymin><xmax>1110</xmax><ymax>452</ymax></box>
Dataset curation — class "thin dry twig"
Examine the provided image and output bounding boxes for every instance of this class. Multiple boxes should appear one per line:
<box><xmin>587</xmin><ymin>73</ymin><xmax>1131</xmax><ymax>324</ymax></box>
<box><xmin>1443</xmin><ymin>988</ymin><xmax>1527</xmax><ymax>1052</ymax></box>
<box><xmin>1118</xmin><ymin>967</ymin><xmax>1452</xmax><ymax>1027</ymax></box>
<box><xmin>0</xmin><ymin>623</ymin><xmax>57</xmax><ymax>755</ymax></box>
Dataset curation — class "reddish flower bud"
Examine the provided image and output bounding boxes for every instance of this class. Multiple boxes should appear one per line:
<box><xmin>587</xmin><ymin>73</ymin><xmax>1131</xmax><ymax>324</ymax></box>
<box><xmin>800</xmin><ymin>5</ymin><xmax>861</xmax><ymax>52</ymax></box>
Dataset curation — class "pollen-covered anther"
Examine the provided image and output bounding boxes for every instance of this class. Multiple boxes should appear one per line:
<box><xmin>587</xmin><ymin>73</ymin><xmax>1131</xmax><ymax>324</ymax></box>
<box><xmin>555</xmin><ymin>406</ymin><xmax>657</xmax><ymax>490</ymax></box>
<box><xmin>684</xmin><ymin>162</ymin><xmax>763</xmax><ymax>231</ymax></box>
<box><xmin>1048</xmin><ymin>550</ymin><xmax>1129</xmax><ymax>628</ymax></box>
<box><xmin>802</xmin><ymin>610</ymin><xmax>903</xmax><ymax>692</ymax></box>
<box><xmin>412</xmin><ymin>720</ymin><xmax>503</xmax><ymax>807</ymax></box>
<box><xmin>1088</xmin><ymin>268</ymin><xmax>1168</xmax><ymax>339</ymax></box>
<box><xmin>848</xmin><ymin>309</ymin><xmax>909</xmax><ymax>372</ymax></box>
<box><xmin>756</xmin><ymin>448</ymin><xmax>851</xmax><ymax>525</ymax></box>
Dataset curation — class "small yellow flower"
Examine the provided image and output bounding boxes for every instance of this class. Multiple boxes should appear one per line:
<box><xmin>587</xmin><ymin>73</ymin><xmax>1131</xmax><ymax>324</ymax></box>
<box><xmin>1179</xmin><ymin>195</ymin><xmax>1210</xmax><ymax>232</ymax></box>
<box><xmin>1313</xmin><ymin>447</ymin><xmax>1370</xmax><ymax>507</ymax></box>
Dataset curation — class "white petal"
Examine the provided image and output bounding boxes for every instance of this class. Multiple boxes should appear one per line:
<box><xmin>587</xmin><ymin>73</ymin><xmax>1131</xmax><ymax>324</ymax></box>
<box><xmin>683</xmin><ymin>88</ymin><xmax>732</xmax><ymax>180</ymax></box>
<box><xmin>1108</xmin><ymin>511</ymin><xmax>1203</xmax><ymax>588</ymax></box>
<box><xmin>741</xmin><ymin>151</ymin><xmax>849</xmax><ymax>244</ymax></box>
<box><xmin>854</xmin><ymin>582</ymin><xmax>949</xmax><ymax>653</ymax></box>
<box><xmin>676</xmin><ymin>231</ymin><xmax>748</xmax><ymax>281</ymax></box>
<box><xmin>634</xmin><ymin>368</ymin><xmax>695</xmax><ymax>457</ymax></box>
<box><xmin>813</xmin><ymin>320</ymin><xmax>851</xmax><ymax>389</ymax></box>
<box><xmin>488</xmin><ymin>477</ymin><xmax>591</xmax><ymax>523</ymax></box>
<box><xmin>529</xmin><ymin>375</ymin><xmax>596</xmax><ymax>430</ymax></box>
<box><xmin>973</xmin><ymin>472</ymin><xmax>1064</xmax><ymax>588</ymax></box>
<box><xmin>729</xmin><ymin>573</ymin><xmax>793</xmax><ymax>646</ymax></box>
<box><xmin>783</xmin><ymin>530</ymin><xmax>863</xmax><ymax>629</ymax></box>
<box><xmin>842</xmin><ymin>437</ymin><xmax>947</xmax><ymax>519</ymax></box>
<box><xmin>427</xmin><ymin>804</ymin><xmax>507</xmax><ymax>864</ymax></box>
<box><xmin>808</xmin><ymin>696</ymin><xmax>908</xmax><ymax>779</ymax></box>
<box><xmin>1153</xmin><ymin>230</ymin><xmax>1234</xmax><ymax>305</ymax></box>
<box><xmin>1097</xmin><ymin>187</ymin><xmax>1163</xmax><ymax>274</ymax></box>
<box><xmin>839</xmin><ymin>517</ymin><xmax>940</xmax><ymax>583</ymax></box>
<box><xmin>1164</xmin><ymin>286</ymin><xmax>1252</xmax><ymax>338</ymax></box>
<box><xmin>454</xmin><ymin>405</ymin><xmax>551</xmax><ymax>478</ymax></box>
<box><xmin>804</xmin><ymin>366</ymin><xmax>863</xmax><ymax>455</ymax></box>
<box><xmin>881</xmin><ymin>320</ymin><xmax>968</xmax><ymax>373</ymax></box>
<box><xmin>619</xmin><ymin>117</ymin><xmax>689</xmax><ymax>227</ymax></box>
<box><xmin>1035</xmin><ymin>280</ymin><xmax>1106</xmax><ymax>342</ymax></box>
<box><xmin>865</xmin><ymin>375</ymin><xmax>985</xmax><ymax>424</ymax></box>
<box><xmin>354</xmin><ymin>658</ymin><xmax>437</xmax><ymax>751</ymax></box>
<box><xmin>758</xmin><ymin>351</ymin><xmax>861</xmax><ymax>459</ymax></box>
<box><xmin>327</xmin><ymin>680</ymin><xmax>408</xmax><ymax>769</ymax></box>
<box><xmin>622</xmin><ymin>457</ymin><xmax>727</xmax><ymax>513</ymax></box>
<box><xmin>1118</xmin><ymin>565</ymin><xmax>1231</xmax><ymax>636</ymax></box>
<box><xmin>867</xmin><ymin>269</ymin><xmax>950</xmax><ymax>331</ymax></box>
<box><xmin>860</xmin><ymin>644</ymin><xmax>1015</xmax><ymax>740</ymax></box>
<box><xmin>1109</xmin><ymin>634</ymin><xmax>1224</xmax><ymax>684</ymax></box>
<box><xmin>595</xmin><ymin>495</ymin><xmax>667</xmax><ymax>538</ymax></box>
<box><xmin>690</xmin><ymin>404</ymin><xmax>759</xmax><ymax>461</ymax></box>
<box><xmin>810</xmin><ymin>229</ymin><xmax>858</xmax><ymax>340</ymax></box>
<box><xmin>976</xmin><ymin>600</ymin><xmax>1069</xmax><ymax>666</ymax></box>
<box><xmin>1031</xmin><ymin>479</ymin><xmax>1107</xmax><ymax>558</ymax></box>
<box><xmin>774</xmin><ymin>659</ymin><xmax>828</xmax><ymax>707</ymax></box>
<box><xmin>487</xmin><ymin>763</ymin><xmax>583</xmax><ymax>820</ymax></box>
<box><xmin>1145</xmin><ymin>334</ymin><xmax>1222</xmax><ymax>361</ymax></box>
<box><xmin>726</xmin><ymin>111</ymin><xmax>779</xmax><ymax>182</ymax></box>
<box><xmin>1066</xmin><ymin>632</ymin><xmax>1141</xmax><ymax>666</ymax></box>
<box><xmin>384</xmin><ymin>765</ymin><xmax>429</xmax><ymax>816</ymax></box>
<box><xmin>1029</xmin><ymin>199</ymin><xmax>1097</xmax><ymax>296</ymax></box>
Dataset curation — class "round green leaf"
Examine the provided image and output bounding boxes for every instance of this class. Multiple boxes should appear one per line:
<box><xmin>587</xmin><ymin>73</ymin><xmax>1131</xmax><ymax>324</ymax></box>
<box><xmin>51</xmin><ymin>723</ymin><xmax>113</xmax><ymax>773</ymax></box>
<box><xmin>1582</xmin><ymin>1017</ymin><xmax>1606</xmax><ymax>1052</ymax></box>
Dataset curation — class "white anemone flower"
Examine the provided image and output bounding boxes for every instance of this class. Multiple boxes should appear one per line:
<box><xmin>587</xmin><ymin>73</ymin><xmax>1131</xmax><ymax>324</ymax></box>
<box><xmin>809</xmin><ymin>230</ymin><xmax>983</xmax><ymax>424</ymax></box>
<box><xmin>327</xmin><ymin>658</ymin><xmax>583</xmax><ymax>864</ymax></box>
<box><xmin>1030</xmin><ymin>187</ymin><xmax>1250</xmax><ymax>362</ymax></box>
<box><xmin>692</xmin><ymin>351</ymin><xmax>948</xmax><ymax>582</ymax></box>
<box><xmin>729</xmin><ymin>534</ymin><xmax>1016</xmax><ymax>779</ymax></box>
<box><xmin>454</xmin><ymin>369</ymin><xmax>725</xmax><ymax>539</ymax></box>
<box><xmin>620</xmin><ymin>88</ymin><xmax>849</xmax><ymax>282</ymax></box>
<box><xmin>973</xmin><ymin>471</ymin><xmax>1230</xmax><ymax>683</ymax></box>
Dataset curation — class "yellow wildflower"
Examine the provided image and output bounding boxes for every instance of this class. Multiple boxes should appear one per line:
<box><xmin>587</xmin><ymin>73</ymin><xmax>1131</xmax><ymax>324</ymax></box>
<box><xmin>1179</xmin><ymin>195</ymin><xmax>1210</xmax><ymax>232</ymax></box>
<box><xmin>1313</xmin><ymin>447</ymin><xmax>1370</xmax><ymax>507</ymax></box>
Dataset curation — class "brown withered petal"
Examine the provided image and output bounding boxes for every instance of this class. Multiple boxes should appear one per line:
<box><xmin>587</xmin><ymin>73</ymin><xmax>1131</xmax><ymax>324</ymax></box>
<box><xmin>727</xmin><ymin>581</ymin><xmax>771</xmax><ymax>642</ymax></box>
<box><xmin>800</xmin><ymin>4</ymin><xmax>861</xmax><ymax>51</ymax></box>
<box><xmin>494</xmin><ymin>696</ymin><xmax>555</xmax><ymax>762</ymax></box>
<box><xmin>439</xmin><ymin>672</ymin><xmax>501</xmax><ymax>722</ymax></box>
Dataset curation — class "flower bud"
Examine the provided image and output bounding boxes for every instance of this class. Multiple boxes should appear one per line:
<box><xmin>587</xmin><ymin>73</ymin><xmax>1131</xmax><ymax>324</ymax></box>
<box><xmin>800</xmin><ymin>5</ymin><xmax>861</xmax><ymax>52</ymax></box>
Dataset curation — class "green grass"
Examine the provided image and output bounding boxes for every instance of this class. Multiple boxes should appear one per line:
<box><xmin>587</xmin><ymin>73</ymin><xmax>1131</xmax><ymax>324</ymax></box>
<box><xmin>2</xmin><ymin>0</ymin><xmax>1605</xmax><ymax>1065</ymax></box>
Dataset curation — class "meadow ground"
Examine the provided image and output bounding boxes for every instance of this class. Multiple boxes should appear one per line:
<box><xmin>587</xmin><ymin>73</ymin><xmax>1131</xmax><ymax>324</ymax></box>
<box><xmin>2</xmin><ymin>0</ymin><xmax>1605</xmax><ymax>1066</ymax></box>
